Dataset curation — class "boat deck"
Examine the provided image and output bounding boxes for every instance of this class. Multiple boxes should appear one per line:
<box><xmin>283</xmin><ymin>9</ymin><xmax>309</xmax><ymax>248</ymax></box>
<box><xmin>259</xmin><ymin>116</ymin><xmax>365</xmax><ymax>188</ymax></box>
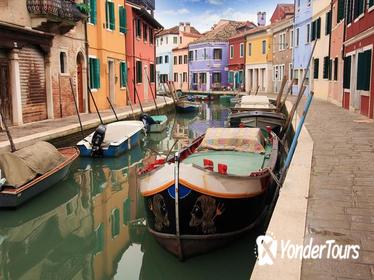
<box><xmin>183</xmin><ymin>145</ymin><xmax>272</xmax><ymax>176</ymax></box>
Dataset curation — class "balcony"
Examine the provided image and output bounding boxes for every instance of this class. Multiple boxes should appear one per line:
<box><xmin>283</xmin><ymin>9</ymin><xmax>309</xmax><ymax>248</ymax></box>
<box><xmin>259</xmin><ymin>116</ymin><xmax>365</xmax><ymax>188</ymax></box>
<box><xmin>127</xmin><ymin>0</ymin><xmax>155</xmax><ymax>11</ymax></box>
<box><xmin>27</xmin><ymin>0</ymin><xmax>87</xmax><ymax>34</ymax></box>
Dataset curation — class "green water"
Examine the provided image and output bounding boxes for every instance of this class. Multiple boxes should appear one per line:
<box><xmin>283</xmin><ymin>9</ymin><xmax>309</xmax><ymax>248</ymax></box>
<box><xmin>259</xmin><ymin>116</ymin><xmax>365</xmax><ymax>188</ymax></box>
<box><xmin>0</xmin><ymin>101</ymin><xmax>264</xmax><ymax>280</ymax></box>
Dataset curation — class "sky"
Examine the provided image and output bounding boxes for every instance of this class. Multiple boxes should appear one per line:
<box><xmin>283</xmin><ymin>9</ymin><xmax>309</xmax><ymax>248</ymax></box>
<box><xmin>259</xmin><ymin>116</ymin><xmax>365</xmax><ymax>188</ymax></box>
<box><xmin>154</xmin><ymin>0</ymin><xmax>294</xmax><ymax>33</ymax></box>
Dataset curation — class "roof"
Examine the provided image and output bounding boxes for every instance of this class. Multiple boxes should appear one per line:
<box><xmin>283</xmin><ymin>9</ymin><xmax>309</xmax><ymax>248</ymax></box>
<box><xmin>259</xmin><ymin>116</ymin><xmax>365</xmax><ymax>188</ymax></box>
<box><xmin>127</xmin><ymin>2</ymin><xmax>163</xmax><ymax>29</ymax></box>
<box><xmin>156</xmin><ymin>25</ymin><xmax>201</xmax><ymax>37</ymax></box>
<box><xmin>230</xmin><ymin>25</ymin><xmax>268</xmax><ymax>40</ymax></box>
<box><xmin>270</xmin><ymin>4</ymin><xmax>295</xmax><ymax>23</ymax></box>
<box><xmin>190</xmin><ymin>20</ymin><xmax>246</xmax><ymax>44</ymax></box>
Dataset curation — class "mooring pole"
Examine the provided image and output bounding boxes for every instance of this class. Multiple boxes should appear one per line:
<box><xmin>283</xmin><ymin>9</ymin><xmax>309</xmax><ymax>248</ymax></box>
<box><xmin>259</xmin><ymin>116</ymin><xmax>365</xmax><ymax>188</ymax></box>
<box><xmin>88</xmin><ymin>87</ymin><xmax>103</xmax><ymax>125</ymax></box>
<box><xmin>125</xmin><ymin>86</ymin><xmax>136</xmax><ymax>120</ymax></box>
<box><xmin>106</xmin><ymin>96</ymin><xmax>119</xmax><ymax>121</ymax></box>
<box><xmin>69</xmin><ymin>78</ymin><xmax>85</xmax><ymax>139</ymax></box>
<box><xmin>0</xmin><ymin>110</ymin><xmax>16</xmax><ymax>152</ymax></box>
<box><xmin>145</xmin><ymin>71</ymin><xmax>160</xmax><ymax>114</ymax></box>
<box><xmin>133</xmin><ymin>80</ymin><xmax>144</xmax><ymax>114</ymax></box>
<box><xmin>174</xmin><ymin>151</ymin><xmax>183</xmax><ymax>260</ymax></box>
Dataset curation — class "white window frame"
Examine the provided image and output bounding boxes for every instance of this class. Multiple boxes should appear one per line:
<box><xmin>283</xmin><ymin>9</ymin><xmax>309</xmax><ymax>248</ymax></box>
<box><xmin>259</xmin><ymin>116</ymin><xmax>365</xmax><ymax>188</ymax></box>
<box><xmin>290</xmin><ymin>30</ymin><xmax>294</xmax><ymax>49</ymax></box>
<box><xmin>240</xmin><ymin>43</ymin><xmax>244</xmax><ymax>58</ymax></box>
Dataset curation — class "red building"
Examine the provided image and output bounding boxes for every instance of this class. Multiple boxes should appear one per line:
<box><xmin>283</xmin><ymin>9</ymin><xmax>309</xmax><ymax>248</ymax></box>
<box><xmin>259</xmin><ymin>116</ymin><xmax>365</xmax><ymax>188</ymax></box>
<box><xmin>228</xmin><ymin>22</ymin><xmax>256</xmax><ymax>91</ymax></box>
<box><xmin>270</xmin><ymin>4</ymin><xmax>295</xmax><ymax>24</ymax></box>
<box><xmin>125</xmin><ymin>1</ymin><xmax>162</xmax><ymax>104</ymax></box>
<box><xmin>343</xmin><ymin>0</ymin><xmax>374</xmax><ymax>118</ymax></box>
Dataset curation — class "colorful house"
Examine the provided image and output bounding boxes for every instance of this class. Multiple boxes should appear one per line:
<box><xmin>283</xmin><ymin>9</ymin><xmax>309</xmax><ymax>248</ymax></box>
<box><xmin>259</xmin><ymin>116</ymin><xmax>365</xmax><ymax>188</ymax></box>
<box><xmin>125</xmin><ymin>1</ymin><xmax>162</xmax><ymax>104</ymax></box>
<box><xmin>311</xmin><ymin>0</ymin><xmax>332</xmax><ymax>100</ymax></box>
<box><xmin>244</xmin><ymin>26</ymin><xmax>273</xmax><ymax>94</ymax></box>
<box><xmin>292</xmin><ymin>0</ymin><xmax>313</xmax><ymax>95</ymax></box>
<box><xmin>343</xmin><ymin>0</ymin><xmax>374</xmax><ymax>118</ymax></box>
<box><xmin>328</xmin><ymin>0</ymin><xmax>345</xmax><ymax>106</ymax></box>
<box><xmin>0</xmin><ymin>0</ymin><xmax>87</xmax><ymax>126</ymax></box>
<box><xmin>87</xmin><ymin>0</ymin><xmax>128</xmax><ymax>110</ymax></box>
<box><xmin>228</xmin><ymin>22</ymin><xmax>257</xmax><ymax>91</ymax></box>
<box><xmin>189</xmin><ymin>20</ymin><xmax>244</xmax><ymax>92</ymax></box>
<box><xmin>171</xmin><ymin>23</ymin><xmax>201</xmax><ymax>91</ymax></box>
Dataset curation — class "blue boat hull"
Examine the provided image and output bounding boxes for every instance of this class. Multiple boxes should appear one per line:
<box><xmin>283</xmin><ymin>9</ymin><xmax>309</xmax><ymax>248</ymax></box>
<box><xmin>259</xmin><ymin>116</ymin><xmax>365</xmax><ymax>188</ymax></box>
<box><xmin>78</xmin><ymin>130</ymin><xmax>143</xmax><ymax>158</ymax></box>
<box><xmin>176</xmin><ymin>106</ymin><xmax>199</xmax><ymax>113</ymax></box>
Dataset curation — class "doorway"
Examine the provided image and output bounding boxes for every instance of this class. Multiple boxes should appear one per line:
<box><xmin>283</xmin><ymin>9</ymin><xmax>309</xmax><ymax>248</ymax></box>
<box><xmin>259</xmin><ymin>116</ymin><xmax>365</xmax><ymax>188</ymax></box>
<box><xmin>0</xmin><ymin>57</ymin><xmax>12</xmax><ymax>125</ymax></box>
<box><xmin>76</xmin><ymin>53</ymin><xmax>84</xmax><ymax>113</ymax></box>
<box><xmin>108</xmin><ymin>59</ymin><xmax>115</xmax><ymax>103</ymax></box>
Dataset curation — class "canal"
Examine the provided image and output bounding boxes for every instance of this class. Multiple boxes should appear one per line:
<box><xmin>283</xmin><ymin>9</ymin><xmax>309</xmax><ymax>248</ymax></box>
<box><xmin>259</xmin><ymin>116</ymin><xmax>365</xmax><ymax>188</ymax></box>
<box><xmin>0</xmin><ymin>100</ymin><xmax>266</xmax><ymax>280</ymax></box>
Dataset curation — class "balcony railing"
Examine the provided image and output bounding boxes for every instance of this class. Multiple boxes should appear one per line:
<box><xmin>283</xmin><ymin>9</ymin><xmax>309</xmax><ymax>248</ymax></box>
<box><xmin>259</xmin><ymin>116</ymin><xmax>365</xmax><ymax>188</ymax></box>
<box><xmin>27</xmin><ymin>0</ymin><xmax>86</xmax><ymax>33</ymax></box>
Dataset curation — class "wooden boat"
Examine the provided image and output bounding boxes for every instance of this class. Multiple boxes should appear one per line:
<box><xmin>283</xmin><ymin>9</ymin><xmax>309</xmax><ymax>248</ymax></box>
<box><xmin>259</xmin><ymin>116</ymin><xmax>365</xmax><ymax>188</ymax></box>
<box><xmin>176</xmin><ymin>100</ymin><xmax>200</xmax><ymax>113</ymax></box>
<box><xmin>232</xmin><ymin>96</ymin><xmax>276</xmax><ymax>113</ymax></box>
<box><xmin>138</xmin><ymin>127</ymin><xmax>278</xmax><ymax>259</ymax></box>
<box><xmin>0</xmin><ymin>146</ymin><xmax>79</xmax><ymax>208</ymax></box>
<box><xmin>140</xmin><ymin>114</ymin><xmax>168</xmax><ymax>133</ymax></box>
<box><xmin>77</xmin><ymin>121</ymin><xmax>144</xmax><ymax>157</ymax></box>
<box><xmin>229</xmin><ymin>111</ymin><xmax>286</xmax><ymax>133</ymax></box>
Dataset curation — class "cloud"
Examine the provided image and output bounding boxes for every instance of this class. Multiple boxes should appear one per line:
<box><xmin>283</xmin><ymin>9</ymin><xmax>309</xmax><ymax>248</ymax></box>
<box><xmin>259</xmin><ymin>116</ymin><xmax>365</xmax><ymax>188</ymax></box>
<box><xmin>207</xmin><ymin>0</ymin><xmax>223</xmax><ymax>5</ymax></box>
<box><xmin>158</xmin><ymin>8</ymin><xmax>191</xmax><ymax>16</ymax></box>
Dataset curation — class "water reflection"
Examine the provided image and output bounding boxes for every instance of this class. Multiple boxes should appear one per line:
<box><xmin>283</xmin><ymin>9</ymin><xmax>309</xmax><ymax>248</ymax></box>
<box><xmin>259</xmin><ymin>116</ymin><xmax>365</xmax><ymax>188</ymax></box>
<box><xmin>0</xmin><ymin>101</ymin><xmax>260</xmax><ymax>280</ymax></box>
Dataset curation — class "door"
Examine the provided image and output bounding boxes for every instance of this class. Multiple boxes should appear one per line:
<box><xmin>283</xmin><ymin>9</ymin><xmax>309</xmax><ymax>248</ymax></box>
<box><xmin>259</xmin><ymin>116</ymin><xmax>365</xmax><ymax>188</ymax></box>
<box><xmin>108</xmin><ymin>60</ymin><xmax>115</xmax><ymax>103</ymax></box>
<box><xmin>77</xmin><ymin>56</ymin><xmax>84</xmax><ymax>113</ymax></box>
<box><xmin>0</xmin><ymin>58</ymin><xmax>12</xmax><ymax>125</ymax></box>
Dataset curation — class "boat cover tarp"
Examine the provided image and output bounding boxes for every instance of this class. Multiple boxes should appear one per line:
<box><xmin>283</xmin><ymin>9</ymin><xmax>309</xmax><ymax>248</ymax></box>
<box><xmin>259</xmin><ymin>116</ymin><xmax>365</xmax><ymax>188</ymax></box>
<box><xmin>199</xmin><ymin>128</ymin><xmax>265</xmax><ymax>153</ymax></box>
<box><xmin>241</xmin><ymin>96</ymin><xmax>270</xmax><ymax>105</ymax></box>
<box><xmin>0</xmin><ymin>141</ymin><xmax>65</xmax><ymax>188</ymax></box>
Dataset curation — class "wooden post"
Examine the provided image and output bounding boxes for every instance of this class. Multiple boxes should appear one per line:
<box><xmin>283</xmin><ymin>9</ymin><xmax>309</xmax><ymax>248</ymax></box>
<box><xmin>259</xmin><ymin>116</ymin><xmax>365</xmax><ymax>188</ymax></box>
<box><xmin>133</xmin><ymin>80</ymin><xmax>144</xmax><ymax>114</ymax></box>
<box><xmin>106</xmin><ymin>96</ymin><xmax>119</xmax><ymax>121</ymax></box>
<box><xmin>69</xmin><ymin>78</ymin><xmax>85</xmax><ymax>140</ymax></box>
<box><xmin>255</xmin><ymin>85</ymin><xmax>260</xmax><ymax>95</ymax></box>
<box><xmin>0</xmin><ymin>110</ymin><xmax>16</xmax><ymax>152</ymax></box>
<box><xmin>87</xmin><ymin>87</ymin><xmax>103</xmax><ymax>125</ymax></box>
<box><xmin>125</xmin><ymin>86</ymin><xmax>136</xmax><ymax>120</ymax></box>
<box><xmin>275</xmin><ymin>76</ymin><xmax>287</xmax><ymax>110</ymax></box>
<box><xmin>145</xmin><ymin>71</ymin><xmax>160</xmax><ymax>114</ymax></box>
<box><xmin>278</xmin><ymin>78</ymin><xmax>296</xmax><ymax>113</ymax></box>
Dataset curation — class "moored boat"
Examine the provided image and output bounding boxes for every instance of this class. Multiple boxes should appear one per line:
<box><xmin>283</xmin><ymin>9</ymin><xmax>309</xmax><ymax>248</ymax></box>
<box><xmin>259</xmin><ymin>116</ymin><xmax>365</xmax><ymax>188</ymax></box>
<box><xmin>77</xmin><ymin>121</ymin><xmax>144</xmax><ymax>157</ymax></box>
<box><xmin>140</xmin><ymin>114</ymin><xmax>168</xmax><ymax>133</ymax></box>
<box><xmin>176</xmin><ymin>100</ymin><xmax>200</xmax><ymax>113</ymax></box>
<box><xmin>229</xmin><ymin>111</ymin><xmax>286</xmax><ymax>133</ymax></box>
<box><xmin>232</xmin><ymin>96</ymin><xmax>276</xmax><ymax>113</ymax></box>
<box><xmin>138</xmin><ymin>127</ymin><xmax>278</xmax><ymax>259</ymax></box>
<box><xmin>0</xmin><ymin>142</ymin><xmax>79</xmax><ymax>207</ymax></box>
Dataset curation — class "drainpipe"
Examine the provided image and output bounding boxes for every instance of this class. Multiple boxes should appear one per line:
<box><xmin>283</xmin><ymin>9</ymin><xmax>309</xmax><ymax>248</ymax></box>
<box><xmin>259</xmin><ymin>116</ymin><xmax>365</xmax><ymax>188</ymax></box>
<box><xmin>328</xmin><ymin>0</ymin><xmax>333</xmax><ymax>81</ymax></box>
<box><xmin>84</xmin><ymin>0</ymin><xmax>91</xmax><ymax>113</ymax></box>
<box><xmin>133</xmin><ymin>17</ymin><xmax>136</xmax><ymax>104</ymax></box>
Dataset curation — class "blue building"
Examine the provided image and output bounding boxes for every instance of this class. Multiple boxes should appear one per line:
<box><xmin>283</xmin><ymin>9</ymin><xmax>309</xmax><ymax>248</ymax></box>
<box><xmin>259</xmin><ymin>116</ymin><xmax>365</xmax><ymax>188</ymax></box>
<box><xmin>292</xmin><ymin>0</ymin><xmax>313</xmax><ymax>94</ymax></box>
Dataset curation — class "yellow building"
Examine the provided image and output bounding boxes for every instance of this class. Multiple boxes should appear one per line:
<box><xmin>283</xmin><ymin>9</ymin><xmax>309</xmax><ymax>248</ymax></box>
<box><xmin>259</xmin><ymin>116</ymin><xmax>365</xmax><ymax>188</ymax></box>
<box><xmin>87</xmin><ymin>0</ymin><xmax>128</xmax><ymax>110</ymax></box>
<box><xmin>245</xmin><ymin>27</ymin><xmax>273</xmax><ymax>94</ymax></box>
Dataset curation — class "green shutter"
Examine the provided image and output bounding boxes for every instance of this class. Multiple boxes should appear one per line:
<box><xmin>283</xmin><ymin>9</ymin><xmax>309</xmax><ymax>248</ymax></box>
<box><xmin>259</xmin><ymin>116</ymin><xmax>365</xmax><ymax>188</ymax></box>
<box><xmin>120</xmin><ymin>62</ymin><xmax>127</xmax><ymax>87</ymax></box>
<box><xmin>370</xmin><ymin>0</ymin><xmax>374</xmax><ymax>7</ymax></box>
<box><xmin>90</xmin><ymin>0</ymin><xmax>97</xmax><ymax>24</ymax></box>
<box><xmin>325</xmin><ymin>11</ymin><xmax>332</xmax><ymax>35</ymax></box>
<box><xmin>317</xmin><ymin>18</ymin><xmax>321</xmax><ymax>39</ymax></box>
<box><xmin>94</xmin><ymin>58</ymin><xmax>100</xmax><ymax>89</ymax></box>
<box><xmin>314</xmin><ymin>58</ymin><xmax>319</xmax><ymax>79</ymax></box>
<box><xmin>323</xmin><ymin>56</ymin><xmax>329</xmax><ymax>79</ymax></box>
<box><xmin>343</xmin><ymin>56</ymin><xmax>351</xmax><ymax>89</ymax></box>
<box><xmin>89</xmin><ymin>58</ymin><xmax>94</xmax><ymax>89</ymax></box>
<box><xmin>111</xmin><ymin>208</ymin><xmax>120</xmax><ymax>237</ymax></box>
<box><xmin>136</xmin><ymin>61</ymin><xmax>142</xmax><ymax>83</ymax></box>
<box><xmin>357</xmin><ymin>50</ymin><xmax>372</xmax><ymax>91</ymax></box>
<box><xmin>123</xmin><ymin>199</ymin><xmax>131</xmax><ymax>225</ymax></box>
<box><xmin>228</xmin><ymin>72</ymin><xmax>233</xmax><ymax>83</ymax></box>
<box><xmin>337</xmin><ymin>0</ymin><xmax>345</xmax><ymax>22</ymax></box>
<box><xmin>94</xmin><ymin>224</ymin><xmax>104</xmax><ymax>254</ymax></box>
<box><xmin>119</xmin><ymin>6</ymin><xmax>127</xmax><ymax>33</ymax></box>
<box><xmin>109</xmin><ymin>2</ymin><xmax>115</xmax><ymax>30</ymax></box>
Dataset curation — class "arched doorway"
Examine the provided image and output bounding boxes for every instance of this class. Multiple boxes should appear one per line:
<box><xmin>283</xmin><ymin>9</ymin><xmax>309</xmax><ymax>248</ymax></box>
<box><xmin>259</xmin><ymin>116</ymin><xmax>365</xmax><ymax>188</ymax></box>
<box><xmin>76</xmin><ymin>52</ymin><xmax>85</xmax><ymax>113</ymax></box>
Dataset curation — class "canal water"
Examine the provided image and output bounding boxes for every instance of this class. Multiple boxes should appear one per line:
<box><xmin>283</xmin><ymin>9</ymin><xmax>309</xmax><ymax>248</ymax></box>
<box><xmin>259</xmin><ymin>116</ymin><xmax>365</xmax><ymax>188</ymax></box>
<box><xmin>0</xmin><ymin>100</ymin><xmax>266</xmax><ymax>280</ymax></box>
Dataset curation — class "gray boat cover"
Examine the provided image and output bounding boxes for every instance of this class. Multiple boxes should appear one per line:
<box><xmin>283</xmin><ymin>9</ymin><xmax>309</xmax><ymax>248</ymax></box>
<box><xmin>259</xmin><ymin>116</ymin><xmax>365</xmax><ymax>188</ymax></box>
<box><xmin>0</xmin><ymin>141</ymin><xmax>66</xmax><ymax>188</ymax></box>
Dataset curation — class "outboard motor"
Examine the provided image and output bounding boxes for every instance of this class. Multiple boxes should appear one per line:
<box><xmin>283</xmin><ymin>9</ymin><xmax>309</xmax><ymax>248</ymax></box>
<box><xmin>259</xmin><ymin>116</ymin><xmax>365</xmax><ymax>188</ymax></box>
<box><xmin>139</xmin><ymin>114</ymin><xmax>156</xmax><ymax>131</ymax></box>
<box><xmin>91</xmin><ymin>124</ymin><xmax>106</xmax><ymax>156</ymax></box>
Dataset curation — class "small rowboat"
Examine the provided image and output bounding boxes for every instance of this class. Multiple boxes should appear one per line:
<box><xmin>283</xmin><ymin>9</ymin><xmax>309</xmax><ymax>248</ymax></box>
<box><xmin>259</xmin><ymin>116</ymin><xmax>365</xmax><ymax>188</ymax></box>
<box><xmin>139</xmin><ymin>127</ymin><xmax>278</xmax><ymax>259</ymax></box>
<box><xmin>232</xmin><ymin>96</ymin><xmax>276</xmax><ymax>113</ymax></box>
<box><xmin>140</xmin><ymin>114</ymin><xmax>168</xmax><ymax>133</ymax></box>
<box><xmin>77</xmin><ymin>121</ymin><xmax>144</xmax><ymax>157</ymax></box>
<box><xmin>176</xmin><ymin>100</ymin><xmax>200</xmax><ymax>113</ymax></box>
<box><xmin>0</xmin><ymin>146</ymin><xmax>79</xmax><ymax>208</ymax></box>
<box><xmin>229</xmin><ymin>111</ymin><xmax>286</xmax><ymax>133</ymax></box>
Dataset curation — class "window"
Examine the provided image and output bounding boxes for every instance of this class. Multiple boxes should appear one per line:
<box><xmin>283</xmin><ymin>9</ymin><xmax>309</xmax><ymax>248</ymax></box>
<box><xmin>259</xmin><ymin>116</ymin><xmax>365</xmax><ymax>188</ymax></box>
<box><xmin>180</xmin><ymin>37</ymin><xmax>182</xmax><ymax>44</ymax></box>
<box><xmin>343</xmin><ymin>56</ymin><xmax>351</xmax><ymax>89</ymax></box>
<box><xmin>204</xmin><ymin>49</ymin><xmax>207</xmax><ymax>60</ymax></box>
<box><xmin>346</xmin><ymin>0</ymin><xmax>353</xmax><ymax>23</ymax></box>
<box><xmin>105</xmin><ymin>1</ymin><xmax>115</xmax><ymax>30</ymax></box>
<box><xmin>120</xmin><ymin>61</ymin><xmax>127</xmax><ymax>87</ymax></box>
<box><xmin>183</xmin><ymin>72</ymin><xmax>187</xmax><ymax>82</ymax></box>
<box><xmin>306</xmin><ymin>24</ymin><xmax>310</xmax><ymax>43</ymax></box>
<box><xmin>314</xmin><ymin>58</ymin><xmax>319</xmax><ymax>79</ymax></box>
<box><xmin>89</xmin><ymin>0</ymin><xmax>97</xmax><ymax>24</ymax></box>
<box><xmin>334</xmin><ymin>58</ymin><xmax>338</xmax><ymax>81</ymax></box>
<box><xmin>160</xmin><ymin>74</ymin><xmax>168</xmax><ymax>83</ymax></box>
<box><xmin>136</xmin><ymin>60</ymin><xmax>142</xmax><ymax>83</ymax></box>
<box><xmin>262</xmin><ymin>40</ymin><xmax>266</xmax><ymax>54</ymax></box>
<box><xmin>94</xmin><ymin>224</ymin><xmax>104</xmax><ymax>254</ymax></box>
<box><xmin>311</xmin><ymin>18</ymin><xmax>321</xmax><ymax>41</ymax></box>
<box><xmin>111</xmin><ymin>208</ymin><xmax>120</xmax><ymax>238</ymax></box>
<box><xmin>248</xmin><ymin>43</ymin><xmax>252</xmax><ymax>56</ymax></box>
<box><xmin>184</xmin><ymin>55</ymin><xmax>187</xmax><ymax>64</ymax></box>
<box><xmin>119</xmin><ymin>6</ymin><xmax>127</xmax><ymax>33</ymax></box>
<box><xmin>174</xmin><ymin>56</ymin><xmax>177</xmax><ymax>65</ymax></box>
<box><xmin>159</xmin><ymin>56</ymin><xmax>163</xmax><ymax>64</ymax></box>
<box><xmin>89</xmin><ymin>57</ymin><xmax>100</xmax><ymax>89</ymax></box>
<box><xmin>230</xmin><ymin>45</ymin><xmax>234</xmax><ymax>59</ymax></box>
<box><xmin>325</xmin><ymin>11</ymin><xmax>332</xmax><ymax>35</ymax></box>
<box><xmin>136</xmin><ymin>18</ymin><xmax>141</xmax><ymax>37</ymax></box>
<box><xmin>213</xmin><ymin>48</ymin><xmax>222</xmax><ymax>59</ymax></box>
<box><xmin>279</xmin><ymin>33</ymin><xmax>286</xmax><ymax>51</ymax></box>
<box><xmin>60</xmin><ymin>52</ymin><xmax>67</xmax><ymax>74</ymax></box>
<box><xmin>160</xmin><ymin>37</ymin><xmax>163</xmax><ymax>45</ymax></box>
<box><xmin>240</xmin><ymin>43</ymin><xmax>244</xmax><ymax>57</ymax></box>
<box><xmin>295</xmin><ymin>28</ymin><xmax>300</xmax><ymax>47</ymax></box>
<box><xmin>357</xmin><ymin>49</ymin><xmax>372</xmax><ymax>91</ymax></box>
<box><xmin>150</xmin><ymin>64</ymin><xmax>155</xmax><ymax>82</ymax></box>
<box><xmin>370</xmin><ymin>0</ymin><xmax>374</xmax><ymax>8</ymax></box>
<box><xmin>289</xmin><ymin>63</ymin><xmax>293</xmax><ymax>79</ymax></box>
<box><xmin>173</xmin><ymin>36</ymin><xmax>178</xmax><ymax>44</ymax></box>
<box><xmin>165</xmin><ymin>55</ymin><xmax>169</xmax><ymax>64</ymax></box>
<box><xmin>354</xmin><ymin>0</ymin><xmax>364</xmax><ymax>19</ymax></box>
<box><xmin>273</xmin><ymin>65</ymin><xmax>279</xmax><ymax>81</ymax></box>
<box><xmin>199</xmin><ymin>73</ymin><xmax>207</xmax><ymax>84</ymax></box>
<box><xmin>194</xmin><ymin>50</ymin><xmax>197</xmax><ymax>60</ymax></box>
<box><xmin>143</xmin><ymin>24</ymin><xmax>148</xmax><ymax>41</ymax></box>
<box><xmin>149</xmin><ymin>28</ymin><xmax>153</xmax><ymax>44</ymax></box>
<box><xmin>290</xmin><ymin>30</ymin><xmax>294</xmax><ymax>48</ymax></box>
<box><xmin>178</xmin><ymin>55</ymin><xmax>182</xmax><ymax>64</ymax></box>
<box><xmin>212</xmin><ymin>72</ymin><xmax>221</xmax><ymax>83</ymax></box>
<box><xmin>337</xmin><ymin>0</ymin><xmax>345</xmax><ymax>22</ymax></box>
<box><xmin>323</xmin><ymin>56</ymin><xmax>330</xmax><ymax>79</ymax></box>
<box><xmin>188</xmin><ymin>51</ymin><xmax>193</xmax><ymax>61</ymax></box>
<box><xmin>192</xmin><ymin>73</ymin><xmax>198</xmax><ymax>84</ymax></box>
<box><xmin>174</xmin><ymin>73</ymin><xmax>178</xmax><ymax>82</ymax></box>
<box><xmin>228</xmin><ymin>71</ymin><xmax>234</xmax><ymax>83</ymax></box>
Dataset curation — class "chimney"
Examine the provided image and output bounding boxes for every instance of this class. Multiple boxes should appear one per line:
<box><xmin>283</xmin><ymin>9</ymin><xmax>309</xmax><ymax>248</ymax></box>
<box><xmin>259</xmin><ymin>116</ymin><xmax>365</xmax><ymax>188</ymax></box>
<box><xmin>179</xmin><ymin>22</ymin><xmax>184</xmax><ymax>32</ymax></box>
<box><xmin>185</xmin><ymin>22</ymin><xmax>191</xmax><ymax>33</ymax></box>
<box><xmin>257</xmin><ymin>12</ymin><xmax>266</xmax><ymax>26</ymax></box>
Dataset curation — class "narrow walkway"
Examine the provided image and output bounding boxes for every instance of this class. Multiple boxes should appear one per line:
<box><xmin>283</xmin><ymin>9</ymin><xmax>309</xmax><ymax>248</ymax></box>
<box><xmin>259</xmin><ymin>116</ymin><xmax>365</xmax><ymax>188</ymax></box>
<box><xmin>0</xmin><ymin>97</ymin><xmax>173</xmax><ymax>151</ymax></box>
<box><xmin>301</xmin><ymin>99</ymin><xmax>374</xmax><ymax>279</ymax></box>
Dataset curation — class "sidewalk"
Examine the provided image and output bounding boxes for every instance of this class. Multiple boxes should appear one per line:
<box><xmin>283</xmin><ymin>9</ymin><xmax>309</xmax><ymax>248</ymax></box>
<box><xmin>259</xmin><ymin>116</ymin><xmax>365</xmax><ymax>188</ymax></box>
<box><xmin>0</xmin><ymin>97</ymin><xmax>174</xmax><ymax>152</ymax></box>
<box><xmin>301</xmin><ymin>99</ymin><xmax>374</xmax><ymax>279</ymax></box>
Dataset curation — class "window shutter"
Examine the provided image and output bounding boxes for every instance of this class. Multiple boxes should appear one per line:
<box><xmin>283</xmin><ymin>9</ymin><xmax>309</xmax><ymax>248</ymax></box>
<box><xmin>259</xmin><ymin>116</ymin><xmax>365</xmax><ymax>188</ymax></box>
<box><xmin>111</xmin><ymin>209</ymin><xmax>120</xmax><ymax>237</ymax></box>
<box><xmin>89</xmin><ymin>58</ymin><xmax>94</xmax><ymax>89</ymax></box>
<box><xmin>323</xmin><ymin>56</ymin><xmax>329</xmax><ymax>79</ymax></box>
<box><xmin>317</xmin><ymin>18</ymin><xmax>321</xmax><ymax>39</ymax></box>
<box><xmin>311</xmin><ymin>21</ymin><xmax>316</xmax><ymax>41</ymax></box>
<box><xmin>123</xmin><ymin>199</ymin><xmax>130</xmax><ymax>225</ymax></box>
<box><xmin>94</xmin><ymin>224</ymin><xmax>104</xmax><ymax>254</ymax></box>
<box><xmin>357</xmin><ymin>50</ymin><xmax>372</xmax><ymax>91</ymax></box>
<box><xmin>105</xmin><ymin>1</ymin><xmax>109</xmax><ymax>29</ymax></box>
<box><xmin>346</xmin><ymin>0</ymin><xmax>353</xmax><ymax>23</ymax></box>
<box><xmin>337</xmin><ymin>0</ymin><xmax>345</xmax><ymax>22</ymax></box>
<box><xmin>119</xmin><ymin>7</ymin><xmax>127</xmax><ymax>33</ymax></box>
<box><xmin>314</xmin><ymin>58</ymin><xmax>319</xmax><ymax>79</ymax></box>
<box><xmin>343</xmin><ymin>56</ymin><xmax>351</xmax><ymax>89</ymax></box>
<box><xmin>325</xmin><ymin>11</ymin><xmax>332</xmax><ymax>35</ymax></box>
<box><xmin>109</xmin><ymin>2</ymin><xmax>115</xmax><ymax>30</ymax></box>
<box><xmin>94</xmin><ymin>58</ymin><xmax>100</xmax><ymax>89</ymax></box>
<box><xmin>90</xmin><ymin>0</ymin><xmax>97</xmax><ymax>24</ymax></box>
<box><xmin>370</xmin><ymin>0</ymin><xmax>374</xmax><ymax>7</ymax></box>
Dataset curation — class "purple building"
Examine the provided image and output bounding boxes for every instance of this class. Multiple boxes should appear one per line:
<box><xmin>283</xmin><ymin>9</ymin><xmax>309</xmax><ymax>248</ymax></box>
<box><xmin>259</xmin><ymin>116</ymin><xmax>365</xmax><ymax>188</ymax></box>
<box><xmin>188</xmin><ymin>20</ymin><xmax>244</xmax><ymax>91</ymax></box>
